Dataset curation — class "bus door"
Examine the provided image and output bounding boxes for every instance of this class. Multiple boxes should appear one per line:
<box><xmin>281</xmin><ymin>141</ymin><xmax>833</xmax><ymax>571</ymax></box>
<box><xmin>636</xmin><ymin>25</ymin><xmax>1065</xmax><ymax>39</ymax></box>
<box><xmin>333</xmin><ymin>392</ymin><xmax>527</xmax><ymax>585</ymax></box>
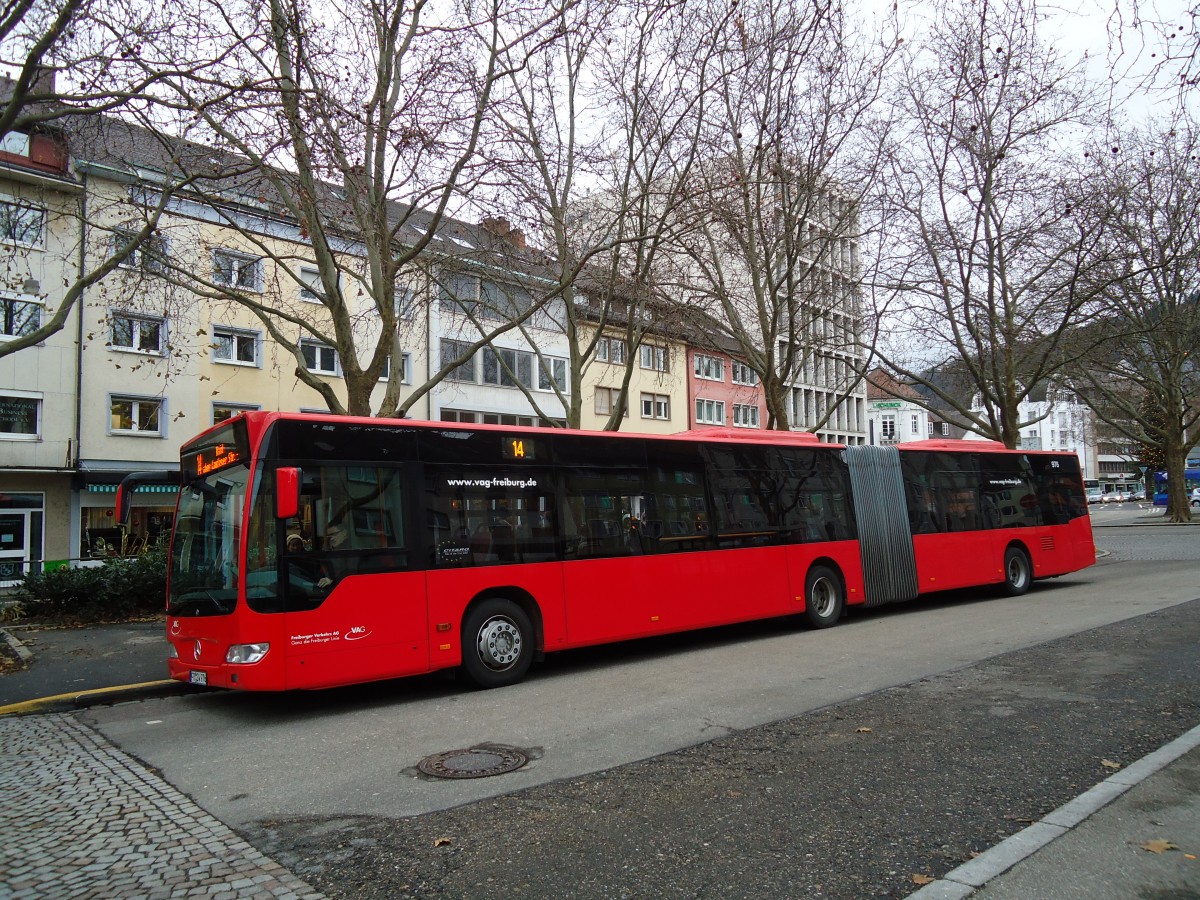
<box><xmin>560</xmin><ymin>450</ymin><xmax>722</xmax><ymax>644</ymax></box>
<box><xmin>423</xmin><ymin>465</ymin><xmax>567</xmax><ymax>664</ymax></box>
<box><xmin>270</xmin><ymin>463</ymin><xmax>428</xmax><ymax>688</ymax></box>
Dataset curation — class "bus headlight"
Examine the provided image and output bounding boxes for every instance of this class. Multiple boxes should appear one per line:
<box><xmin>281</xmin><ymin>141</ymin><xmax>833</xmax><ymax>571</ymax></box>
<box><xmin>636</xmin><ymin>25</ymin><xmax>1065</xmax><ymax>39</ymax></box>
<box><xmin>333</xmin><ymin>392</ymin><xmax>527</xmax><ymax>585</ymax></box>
<box><xmin>168</xmin><ymin>644</ymin><xmax>179</xmax><ymax>659</ymax></box>
<box><xmin>225</xmin><ymin>643</ymin><xmax>270</xmax><ymax>664</ymax></box>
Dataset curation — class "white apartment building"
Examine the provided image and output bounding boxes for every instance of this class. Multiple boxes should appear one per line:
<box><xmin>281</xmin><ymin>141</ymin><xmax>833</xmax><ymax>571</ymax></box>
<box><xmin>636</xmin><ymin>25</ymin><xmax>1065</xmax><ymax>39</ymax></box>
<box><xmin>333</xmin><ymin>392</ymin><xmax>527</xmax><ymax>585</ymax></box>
<box><xmin>785</xmin><ymin>191</ymin><xmax>867</xmax><ymax>444</ymax></box>
<box><xmin>963</xmin><ymin>383</ymin><xmax>1094</xmax><ymax>477</ymax></box>
<box><xmin>0</xmin><ymin>127</ymin><xmax>80</xmax><ymax>584</ymax></box>
<box><xmin>864</xmin><ymin>369</ymin><xmax>955</xmax><ymax>446</ymax></box>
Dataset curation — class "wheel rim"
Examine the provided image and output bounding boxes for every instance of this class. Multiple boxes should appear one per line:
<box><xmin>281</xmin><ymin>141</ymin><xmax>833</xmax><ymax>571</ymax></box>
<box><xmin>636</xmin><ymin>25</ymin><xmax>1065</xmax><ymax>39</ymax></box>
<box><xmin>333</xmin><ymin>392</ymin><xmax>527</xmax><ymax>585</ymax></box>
<box><xmin>476</xmin><ymin>615</ymin><xmax>523</xmax><ymax>671</ymax></box>
<box><xmin>1007</xmin><ymin>554</ymin><xmax>1028</xmax><ymax>589</ymax></box>
<box><xmin>810</xmin><ymin>576</ymin><xmax>838</xmax><ymax>618</ymax></box>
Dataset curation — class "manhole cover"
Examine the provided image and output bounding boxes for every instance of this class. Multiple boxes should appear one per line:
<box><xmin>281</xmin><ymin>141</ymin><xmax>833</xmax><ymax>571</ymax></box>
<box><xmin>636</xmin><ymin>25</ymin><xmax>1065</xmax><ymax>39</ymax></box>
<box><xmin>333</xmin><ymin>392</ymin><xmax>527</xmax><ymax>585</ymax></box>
<box><xmin>417</xmin><ymin>745</ymin><xmax>529</xmax><ymax>779</ymax></box>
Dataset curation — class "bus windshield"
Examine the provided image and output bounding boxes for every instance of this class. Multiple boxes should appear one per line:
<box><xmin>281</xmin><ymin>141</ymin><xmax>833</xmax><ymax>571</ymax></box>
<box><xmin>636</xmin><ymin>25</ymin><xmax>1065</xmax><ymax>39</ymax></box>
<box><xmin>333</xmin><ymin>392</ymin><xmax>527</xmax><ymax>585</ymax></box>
<box><xmin>168</xmin><ymin>462</ymin><xmax>249</xmax><ymax>617</ymax></box>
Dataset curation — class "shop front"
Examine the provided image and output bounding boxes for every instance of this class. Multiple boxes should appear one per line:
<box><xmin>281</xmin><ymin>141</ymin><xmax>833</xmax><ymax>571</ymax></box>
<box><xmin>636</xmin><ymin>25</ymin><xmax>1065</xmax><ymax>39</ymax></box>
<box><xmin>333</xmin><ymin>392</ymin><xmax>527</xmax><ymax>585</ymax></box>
<box><xmin>78</xmin><ymin>480</ymin><xmax>178</xmax><ymax>559</ymax></box>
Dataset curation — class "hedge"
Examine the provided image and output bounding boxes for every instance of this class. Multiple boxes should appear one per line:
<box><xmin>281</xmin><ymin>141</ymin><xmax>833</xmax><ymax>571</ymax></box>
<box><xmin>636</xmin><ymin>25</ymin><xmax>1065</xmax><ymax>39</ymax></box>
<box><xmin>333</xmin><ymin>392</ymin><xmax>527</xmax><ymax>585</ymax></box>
<box><xmin>13</xmin><ymin>548</ymin><xmax>168</xmax><ymax>623</ymax></box>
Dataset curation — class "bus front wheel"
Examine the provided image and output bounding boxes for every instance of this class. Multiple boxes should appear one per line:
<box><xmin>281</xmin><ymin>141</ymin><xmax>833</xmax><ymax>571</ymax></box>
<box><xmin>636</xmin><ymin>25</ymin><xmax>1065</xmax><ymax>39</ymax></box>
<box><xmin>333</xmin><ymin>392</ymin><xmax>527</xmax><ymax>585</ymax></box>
<box><xmin>803</xmin><ymin>565</ymin><xmax>844</xmax><ymax>629</ymax></box>
<box><xmin>1001</xmin><ymin>547</ymin><xmax>1032</xmax><ymax>596</ymax></box>
<box><xmin>461</xmin><ymin>598</ymin><xmax>534</xmax><ymax>689</ymax></box>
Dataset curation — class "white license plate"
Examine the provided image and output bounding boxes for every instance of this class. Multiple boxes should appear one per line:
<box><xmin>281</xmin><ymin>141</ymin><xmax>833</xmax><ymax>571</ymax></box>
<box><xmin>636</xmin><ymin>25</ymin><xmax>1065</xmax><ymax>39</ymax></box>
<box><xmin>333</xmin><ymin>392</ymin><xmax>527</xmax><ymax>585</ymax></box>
<box><xmin>189</xmin><ymin>670</ymin><xmax>208</xmax><ymax>686</ymax></box>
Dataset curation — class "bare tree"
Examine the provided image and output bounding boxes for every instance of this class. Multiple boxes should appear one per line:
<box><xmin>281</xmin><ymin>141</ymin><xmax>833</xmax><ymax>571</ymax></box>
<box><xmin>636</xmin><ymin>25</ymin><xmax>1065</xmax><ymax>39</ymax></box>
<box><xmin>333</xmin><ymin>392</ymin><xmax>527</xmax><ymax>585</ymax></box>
<box><xmin>0</xmin><ymin>0</ymin><xmax>194</xmax><ymax>134</ymax></box>
<box><xmin>1066</xmin><ymin>115</ymin><xmax>1200</xmax><ymax>521</ymax></box>
<box><xmin>0</xmin><ymin>0</ymin><xmax>227</xmax><ymax>358</ymax></box>
<box><xmin>129</xmin><ymin>0</ymin><xmax>564</xmax><ymax>417</ymax></box>
<box><xmin>658</xmin><ymin>0</ymin><xmax>895</xmax><ymax>432</ymax></box>
<box><xmin>870</xmin><ymin>0</ymin><xmax>1105</xmax><ymax>447</ymax></box>
<box><xmin>480</xmin><ymin>0</ymin><xmax>719</xmax><ymax>429</ymax></box>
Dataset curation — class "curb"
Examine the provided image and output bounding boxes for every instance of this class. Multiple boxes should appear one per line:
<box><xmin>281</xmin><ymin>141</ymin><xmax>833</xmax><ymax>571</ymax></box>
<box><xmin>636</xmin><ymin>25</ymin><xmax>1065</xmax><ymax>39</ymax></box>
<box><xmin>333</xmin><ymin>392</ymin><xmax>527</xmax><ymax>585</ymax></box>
<box><xmin>0</xmin><ymin>626</ymin><xmax>33</xmax><ymax>664</ymax></box>
<box><xmin>0</xmin><ymin>625</ymin><xmax>192</xmax><ymax>717</ymax></box>
<box><xmin>0</xmin><ymin>679</ymin><xmax>190</xmax><ymax>717</ymax></box>
<box><xmin>908</xmin><ymin>723</ymin><xmax>1200</xmax><ymax>898</ymax></box>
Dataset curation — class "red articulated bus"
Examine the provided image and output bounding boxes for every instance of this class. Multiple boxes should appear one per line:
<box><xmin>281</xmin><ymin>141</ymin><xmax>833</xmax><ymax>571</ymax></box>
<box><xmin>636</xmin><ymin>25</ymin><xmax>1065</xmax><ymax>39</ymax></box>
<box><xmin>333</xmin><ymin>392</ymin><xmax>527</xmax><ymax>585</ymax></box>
<box><xmin>140</xmin><ymin>412</ymin><xmax>1094</xmax><ymax>691</ymax></box>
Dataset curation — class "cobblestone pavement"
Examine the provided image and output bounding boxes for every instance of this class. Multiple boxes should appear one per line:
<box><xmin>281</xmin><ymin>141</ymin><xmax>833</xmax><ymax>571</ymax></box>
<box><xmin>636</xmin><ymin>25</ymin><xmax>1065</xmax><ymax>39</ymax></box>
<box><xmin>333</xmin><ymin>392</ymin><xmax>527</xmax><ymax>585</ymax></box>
<box><xmin>0</xmin><ymin>714</ymin><xmax>322</xmax><ymax>899</ymax></box>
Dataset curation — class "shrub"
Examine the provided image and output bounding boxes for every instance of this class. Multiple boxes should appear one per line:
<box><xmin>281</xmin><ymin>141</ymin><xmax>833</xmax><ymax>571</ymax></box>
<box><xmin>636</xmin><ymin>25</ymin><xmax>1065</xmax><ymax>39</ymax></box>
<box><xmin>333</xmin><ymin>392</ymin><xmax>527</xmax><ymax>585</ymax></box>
<box><xmin>14</xmin><ymin>548</ymin><xmax>168</xmax><ymax>623</ymax></box>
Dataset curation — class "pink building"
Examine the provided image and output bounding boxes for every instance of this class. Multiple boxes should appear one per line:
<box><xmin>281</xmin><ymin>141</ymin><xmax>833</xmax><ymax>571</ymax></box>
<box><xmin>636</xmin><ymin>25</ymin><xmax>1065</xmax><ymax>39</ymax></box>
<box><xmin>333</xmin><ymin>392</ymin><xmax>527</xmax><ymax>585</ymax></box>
<box><xmin>687</xmin><ymin>346</ymin><xmax>767</xmax><ymax>430</ymax></box>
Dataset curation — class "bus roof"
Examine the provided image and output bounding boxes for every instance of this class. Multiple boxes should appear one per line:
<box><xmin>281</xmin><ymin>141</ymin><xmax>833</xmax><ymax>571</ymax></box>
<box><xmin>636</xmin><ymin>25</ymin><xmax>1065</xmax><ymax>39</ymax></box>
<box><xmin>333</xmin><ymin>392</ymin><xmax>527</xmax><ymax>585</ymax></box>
<box><xmin>193</xmin><ymin>410</ymin><xmax>838</xmax><ymax>450</ymax></box>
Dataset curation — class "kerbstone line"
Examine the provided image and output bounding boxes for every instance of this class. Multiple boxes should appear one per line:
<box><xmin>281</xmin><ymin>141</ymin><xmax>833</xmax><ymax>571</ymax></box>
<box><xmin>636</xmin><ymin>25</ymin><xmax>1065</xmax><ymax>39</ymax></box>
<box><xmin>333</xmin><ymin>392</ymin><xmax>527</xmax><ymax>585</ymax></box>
<box><xmin>0</xmin><ymin>714</ymin><xmax>323</xmax><ymax>900</ymax></box>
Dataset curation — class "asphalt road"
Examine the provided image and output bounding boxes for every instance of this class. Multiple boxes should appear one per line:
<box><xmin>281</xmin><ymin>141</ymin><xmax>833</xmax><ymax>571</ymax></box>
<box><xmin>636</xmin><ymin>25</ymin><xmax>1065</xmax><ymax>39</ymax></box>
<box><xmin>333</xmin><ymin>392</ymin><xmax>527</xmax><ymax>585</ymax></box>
<box><xmin>74</xmin><ymin>524</ymin><xmax>1200</xmax><ymax>897</ymax></box>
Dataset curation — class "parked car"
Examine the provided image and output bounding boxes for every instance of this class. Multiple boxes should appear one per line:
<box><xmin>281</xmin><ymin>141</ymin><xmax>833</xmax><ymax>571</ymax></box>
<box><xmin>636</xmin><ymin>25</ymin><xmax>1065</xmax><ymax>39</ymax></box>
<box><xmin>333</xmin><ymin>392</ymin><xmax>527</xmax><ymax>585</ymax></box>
<box><xmin>1102</xmin><ymin>491</ymin><xmax>1125</xmax><ymax>503</ymax></box>
<box><xmin>1086</xmin><ymin>487</ymin><xmax>1104</xmax><ymax>504</ymax></box>
<box><xmin>1192</xmin><ymin>487</ymin><xmax>1200</xmax><ymax>509</ymax></box>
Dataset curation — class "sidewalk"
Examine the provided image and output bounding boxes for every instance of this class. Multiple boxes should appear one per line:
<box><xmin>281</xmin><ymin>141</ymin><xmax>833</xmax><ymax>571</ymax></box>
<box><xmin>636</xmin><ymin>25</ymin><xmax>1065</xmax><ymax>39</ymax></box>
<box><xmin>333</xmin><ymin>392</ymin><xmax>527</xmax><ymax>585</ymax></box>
<box><xmin>913</xmin><ymin>729</ymin><xmax>1200</xmax><ymax>899</ymax></box>
<box><xmin>0</xmin><ymin>713</ymin><xmax>323</xmax><ymax>900</ymax></box>
<box><xmin>1</xmin><ymin>617</ymin><xmax>1197</xmax><ymax>897</ymax></box>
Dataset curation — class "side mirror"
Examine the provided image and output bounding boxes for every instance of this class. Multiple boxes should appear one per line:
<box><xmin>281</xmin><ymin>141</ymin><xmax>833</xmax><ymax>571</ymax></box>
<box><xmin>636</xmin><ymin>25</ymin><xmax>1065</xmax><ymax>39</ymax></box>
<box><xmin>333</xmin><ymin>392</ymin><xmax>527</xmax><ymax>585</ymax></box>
<box><xmin>116</xmin><ymin>471</ymin><xmax>177</xmax><ymax>525</ymax></box>
<box><xmin>115</xmin><ymin>483</ymin><xmax>133</xmax><ymax>526</ymax></box>
<box><xmin>275</xmin><ymin>467</ymin><xmax>301</xmax><ymax>521</ymax></box>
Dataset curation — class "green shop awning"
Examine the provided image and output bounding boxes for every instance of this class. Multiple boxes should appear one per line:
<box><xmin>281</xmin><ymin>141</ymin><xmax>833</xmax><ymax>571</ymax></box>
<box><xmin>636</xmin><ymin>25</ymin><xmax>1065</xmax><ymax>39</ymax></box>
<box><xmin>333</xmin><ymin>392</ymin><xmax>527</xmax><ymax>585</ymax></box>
<box><xmin>87</xmin><ymin>484</ymin><xmax>179</xmax><ymax>493</ymax></box>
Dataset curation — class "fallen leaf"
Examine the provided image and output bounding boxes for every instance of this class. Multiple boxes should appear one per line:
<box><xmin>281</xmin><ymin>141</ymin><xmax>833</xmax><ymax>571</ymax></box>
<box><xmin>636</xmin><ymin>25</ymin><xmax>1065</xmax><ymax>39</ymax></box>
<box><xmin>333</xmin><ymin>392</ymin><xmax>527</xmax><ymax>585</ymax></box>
<box><xmin>434</xmin><ymin>837</ymin><xmax>452</xmax><ymax>847</ymax></box>
<box><xmin>1139</xmin><ymin>840</ymin><xmax>1178</xmax><ymax>854</ymax></box>
<box><xmin>856</xmin><ymin>727</ymin><xmax>872</xmax><ymax>733</ymax></box>
<box><xmin>1184</xmin><ymin>854</ymin><xmax>1196</xmax><ymax>860</ymax></box>
<box><xmin>1101</xmin><ymin>759</ymin><xmax>1121</xmax><ymax>770</ymax></box>
<box><xmin>911</xmin><ymin>874</ymin><xmax>934</xmax><ymax>885</ymax></box>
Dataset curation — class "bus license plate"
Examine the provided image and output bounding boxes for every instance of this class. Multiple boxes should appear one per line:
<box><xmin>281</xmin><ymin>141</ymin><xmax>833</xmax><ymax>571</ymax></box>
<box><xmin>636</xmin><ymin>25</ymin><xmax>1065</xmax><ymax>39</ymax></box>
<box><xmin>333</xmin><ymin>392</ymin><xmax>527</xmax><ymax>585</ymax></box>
<box><xmin>189</xmin><ymin>670</ymin><xmax>207</xmax><ymax>686</ymax></box>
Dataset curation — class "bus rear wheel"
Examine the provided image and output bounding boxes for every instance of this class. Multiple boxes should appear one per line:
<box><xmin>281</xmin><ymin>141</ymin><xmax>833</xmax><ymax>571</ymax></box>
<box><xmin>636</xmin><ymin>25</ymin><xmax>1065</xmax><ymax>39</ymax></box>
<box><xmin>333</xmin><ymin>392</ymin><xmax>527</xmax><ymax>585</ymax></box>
<box><xmin>803</xmin><ymin>565</ymin><xmax>844</xmax><ymax>629</ymax></box>
<box><xmin>461</xmin><ymin>598</ymin><xmax>534</xmax><ymax>689</ymax></box>
<box><xmin>1001</xmin><ymin>547</ymin><xmax>1032</xmax><ymax>596</ymax></box>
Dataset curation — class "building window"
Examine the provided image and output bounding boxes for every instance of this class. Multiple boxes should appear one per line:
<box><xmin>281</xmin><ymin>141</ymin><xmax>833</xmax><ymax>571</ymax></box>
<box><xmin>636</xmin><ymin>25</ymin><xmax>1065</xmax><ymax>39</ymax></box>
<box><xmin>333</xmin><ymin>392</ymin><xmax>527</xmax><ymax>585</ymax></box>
<box><xmin>641</xmin><ymin>392</ymin><xmax>670</xmax><ymax>420</ymax></box>
<box><xmin>298</xmin><ymin>266</ymin><xmax>322</xmax><ymax>302</ymax></box>
<box><xmin>911</xmin><ymin>414</ymin><xmax>920</xmax><ymax>435</ymax></box>
<box><xmin>733</xmin><ymin>403</ymin><xmax>759</xmax><ymax>428</ymax></box>
<box><xmin>483</xmin><ymin>346</ymin><xmax>531</xmax><ymax>388</ymax></box>
<box><xmin>0</xmin><ymin>394</ymin><xmax>39</xmax><ymax>438</ymax></box>
<box><xmin>396</xmin><ymin>285</ymin><xmax>416</xmax><ymax>318</ymax></box>
<box><xmin>212</xmin><ymin>402</ymin><xmax>260</xmax><ymax>424</ymax></box>
<box><xmin>379</xmin><ymin>352</ymin><xmax>411</xmax><ymax>383</ymax></box>
<box><xmin>538</xmin><ymin>357</ymin><xmax>568</xmax><ymax>393</ymax></box>
<box><xmin>694</xmin><ymin>353</ymin><xmax>724</xmax><ymax>381</ymax></box>
<box><xmin>480</xmin><ymin>279</ymin><xmax>532</xmax><ymax>320</ymax></box>
<box><xmin>213</xmin><ymin>249</ymin><xmax>262</xmax><ymax>291</ymax></box>
<box><xmin>439</xmin><ymin>272</ymin><xmax>481</xmax><ymax>313</ymax></box>
<box><xmin>110</xmin><ymin>396</ymin><xmax>163</xmax><ymax>435</ymax></box>
<box><xmin>731</xmin><ymin>361</ymin><xmax>759</xmax><ymax>386</ymax></box>
<box><xmin>438</xmin><ymin>272</ymin><xmax>531</xmax><ymax>319</ymax></box>
<box><xmin>111</xmin><ymin>314</ymin><xmax>165</xmax><ymax>354</ymax></box>
<box><xmin>639</xmin><ymin>344</ymin><xmax>669</xmax><ymax>372</ymax></box>
<box><xmin>928</xmin><ymin>421</ymin><xmax>935</xmax><ymax>436</ymax></box>
<box><xmin>0</xmin><ymin>198</ymin><xmax>45</xmax><ymax>247</ymax></box>
<box><xmin>594</xmin><ymin>387</ymin><xmax>628</xmax><ymax>417</ymax></box>
<box><xmin>941</xmin><ymin>422</ymin><xmax>949</xmax><ymax>436</ymax></box>
<box><xmin>441</xmin><ymin>338</ymin><xmax>476</xmax><ymax>382</ymax></box>
<box><xmin>442</xmin><ymin>408</ymin><xmax>558</xmax><ymax>427</ymax></box>
<box><xmin>301</xmin><ymin>339</ymin><xmax>339</xmax><ymax>375</ymax></box>
<box><xmin>212</xmin><ymin>327</ymin><xmax>259</xmax><ymax>366</ymax></box>
<box><xmin>596</xmin><ymin>336</ymin><xmax>626</xmax><ymax>364</ymax></box>
<box><xmin>695</xmin><ymin>398</ymin><xmax>725</xmax><ymax>425</ymax></box>
<box><xmin>0</xmin><ymin>295</ymin><xmax>40</xmax><ymax>338</ymax></box>
<box><xmin>880</xmin><ymin>414</ymin><xmax>896</xmax><ymax>441</ymax></box>
<box><xmin>112</xmin><ymin>229</ymin><xmax>167</xmax><ymax>273</ymax></box>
